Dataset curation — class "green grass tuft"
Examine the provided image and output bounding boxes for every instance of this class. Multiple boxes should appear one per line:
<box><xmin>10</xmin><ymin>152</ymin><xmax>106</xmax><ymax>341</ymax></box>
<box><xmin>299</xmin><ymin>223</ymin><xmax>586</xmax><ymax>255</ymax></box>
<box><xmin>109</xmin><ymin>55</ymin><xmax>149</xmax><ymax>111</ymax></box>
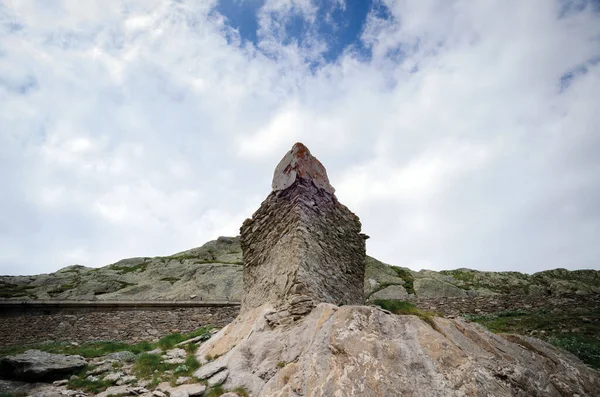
<box><xmin>465</xmin><ymin>308</ymin><xmax>600</xmax><ymax>369</ymax></box>
<box><xmin>206</xmin><ymin>385</ymin><xmax>225</xmax><ymax>397</ymax></box>
<box><xmin>0</xmin><ymin>340</ymin><xmax>154</xmax><ymax>359</ymax></box>
<box><xmin>132</xmin><ymin>353</ymin><xmax>173</xmax><ymax>379</ymax></box>
<box><xmin>373</xmin><ymin>299</ymin><xmax>440</xmax><ymax>330</ymax></box>
<box><xmin>391</xmin><ymin>268</ymin><xmax>415</xmax><ymax>294</ymax></box>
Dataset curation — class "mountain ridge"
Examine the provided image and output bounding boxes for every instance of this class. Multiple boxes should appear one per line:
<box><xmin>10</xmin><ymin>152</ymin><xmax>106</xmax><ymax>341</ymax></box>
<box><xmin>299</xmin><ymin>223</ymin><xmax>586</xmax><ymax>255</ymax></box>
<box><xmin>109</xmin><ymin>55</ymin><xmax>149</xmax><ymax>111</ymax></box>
<box><xmin>2</xmin><ymin>236</ymin><xmax>599</xmax><ymax>301</ymax></box>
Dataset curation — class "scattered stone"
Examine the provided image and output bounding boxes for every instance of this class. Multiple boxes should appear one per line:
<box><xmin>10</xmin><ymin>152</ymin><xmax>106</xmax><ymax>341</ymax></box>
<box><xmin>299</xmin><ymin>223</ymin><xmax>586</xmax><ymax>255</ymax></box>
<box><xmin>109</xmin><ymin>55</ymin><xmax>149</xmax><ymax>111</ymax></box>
<box><xmin>152</xmin><ymin>391</ymin><xmax>166</xmax><ymax>397</ymax></box>
<box><xmin>102</xmin><ymin>372</ymin><xmax>123</xmax><ymax>383</ymax></box>
<box><xmin>146</xmin><ymin>348</ymin><xmax>163</xmax><ymax>355</ymax></box>
<box><xmin>154</xmin><ymin>382</ymin><xmax>171</xmax><ymax>393</ymax></box>
<box><xmin>53</xmin><ymin>379</ymin><xmax>68</xmax><ymax>386</ymax></box>
<box><xmin>0</xmin><ymin>350</ymin><xmax>86</xmax><ymax>382</ymax></box>
<box><xmin>167</xmin><ymin>384</ymin><xmax>206</xmax><ymax>397</ymax></box>
<box><xmin>105</xmin><ymin>351</ymin><xmax>136</xmax><ymax>363</ymax></box>
<box><xmin>85</xmin><ymin>375</ymin><xmax>99</xmax><ymax>382</ymax></box>
<box><xmin>115</xmin><ymin>375</ymin><xmax>137</xmax><ymax>385</ymax></box>
<box><xmin>162</xmin><ymin>348</ymin><xmax>187</xmax><ymax>364</ymax></box>
<box><xmin>127</xmin><ymin>387</ymin><xmax>149</xmax><ymax>395</ymax></box>
<box><xmin>136</xmin><ymin>379</ymin><xmax>151</xmax><ymax>388</ymax></box>
<box><xmin>164</xmin><ymin>348</ymin><xmax>186</xmax><ymax>359</ymax></box>
<box><xmin>175</xmin><ymin>376</ymin><xmax>190</xmax><ymax>385</ymax></box>
<box><xmin>89</xmin><ymin>362</ymin><xmax>113</xmax><ymax>375</ymax></box>
<box><xmin>96</xmin><ymin>385</ymin><xmax>130</xmax><ymax>397</ymax></box>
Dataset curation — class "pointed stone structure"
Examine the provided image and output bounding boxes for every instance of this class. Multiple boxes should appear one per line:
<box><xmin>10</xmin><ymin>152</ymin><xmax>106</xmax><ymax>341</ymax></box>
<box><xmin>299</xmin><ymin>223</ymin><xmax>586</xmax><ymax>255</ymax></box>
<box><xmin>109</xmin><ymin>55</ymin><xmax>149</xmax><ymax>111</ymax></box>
<box><xmin>240</xmin><ymin>143</ymin><xmax>367</xmax><ymax>313</ymax></box>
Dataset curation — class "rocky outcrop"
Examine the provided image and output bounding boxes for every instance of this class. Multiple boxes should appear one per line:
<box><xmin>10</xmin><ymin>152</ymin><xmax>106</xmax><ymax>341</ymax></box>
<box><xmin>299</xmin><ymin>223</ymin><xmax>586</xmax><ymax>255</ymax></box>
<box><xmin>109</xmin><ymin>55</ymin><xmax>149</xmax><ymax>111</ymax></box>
<box><xmin>240</xmin><ymin>143</ymin><xmax>366</xmax><ymax>313</ymax></box>
<box><xmin>189</xmin><ymin>143</ymin><xmax>600</xmax><ymax>396</ymax></box>
<box><xmin>2</xmin><ymin>236</ymin><xmax>599</xmax><ymax>302</ymax></box>
<box><xmin>195</xmin><ymin>303</ymin><xmax>600</xmax><ymax>396</ymax></box>
<box><xmin>0</xmin><ymin>350</ymin><xmax>86</xmax><ymax>381</ymax></box>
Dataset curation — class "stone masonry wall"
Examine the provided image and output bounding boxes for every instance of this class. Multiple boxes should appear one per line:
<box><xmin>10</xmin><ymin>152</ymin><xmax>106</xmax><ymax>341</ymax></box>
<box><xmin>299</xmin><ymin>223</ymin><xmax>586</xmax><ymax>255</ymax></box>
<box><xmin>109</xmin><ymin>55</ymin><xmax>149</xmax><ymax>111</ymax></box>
<box><xmin>241</xmin><ymin>180</ymin><xmax>366</xmax><ymax>312</ymax></box>
<box><xmin>0</xmin><ymin>306</ymin><xmax>239</xmax><ymax>348</ymax></box>
<box><xmin>240</xmin><ymin>143</ymin><xmax>366</xmax><ymax>313</ymax></box>
<box><xmin>411</xmin><ymin>293</ymin><xmax>600</xmax><ymax>317</ymax></box>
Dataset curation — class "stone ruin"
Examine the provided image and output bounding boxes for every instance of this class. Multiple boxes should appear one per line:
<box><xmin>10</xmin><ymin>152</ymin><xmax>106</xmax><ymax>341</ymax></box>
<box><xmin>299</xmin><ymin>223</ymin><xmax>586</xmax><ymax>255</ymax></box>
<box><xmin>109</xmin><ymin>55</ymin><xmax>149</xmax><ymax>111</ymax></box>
<box><xmin>240</xmin><ymin>142</ymin><xmax>367</xmax><ymax>314</ymax></box>
<box><xmin>193</xmin><ymin>143</ymin><xmax>600</xmax><ymax>396</ymax></box>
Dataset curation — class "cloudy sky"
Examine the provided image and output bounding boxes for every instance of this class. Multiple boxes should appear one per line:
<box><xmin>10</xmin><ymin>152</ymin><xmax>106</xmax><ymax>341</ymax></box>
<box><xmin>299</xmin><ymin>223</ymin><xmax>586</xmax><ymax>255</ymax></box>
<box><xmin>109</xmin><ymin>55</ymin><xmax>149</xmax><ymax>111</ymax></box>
<box><xmin>1</xmin><ymin>0</ymin><xmax>599</xmax><ymax>276</ymax></box>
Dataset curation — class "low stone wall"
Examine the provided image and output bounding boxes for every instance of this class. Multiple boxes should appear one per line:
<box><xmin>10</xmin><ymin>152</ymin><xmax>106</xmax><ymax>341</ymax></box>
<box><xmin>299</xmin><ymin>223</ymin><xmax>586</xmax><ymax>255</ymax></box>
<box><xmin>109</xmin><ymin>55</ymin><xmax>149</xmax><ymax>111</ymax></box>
<box><xmin>411</xmin><ymin>293</ymin><xmax>600</xmax><ymax>316</ymax></box>
<box><xmin>2</xmin><ymin>294</ymin><xmax>598</xmax><ymax>348</ymax></box>
<box><xmin>0</xmin><ymin>303</ymin><xmax>240</xmax><ymax>348</ymax></box>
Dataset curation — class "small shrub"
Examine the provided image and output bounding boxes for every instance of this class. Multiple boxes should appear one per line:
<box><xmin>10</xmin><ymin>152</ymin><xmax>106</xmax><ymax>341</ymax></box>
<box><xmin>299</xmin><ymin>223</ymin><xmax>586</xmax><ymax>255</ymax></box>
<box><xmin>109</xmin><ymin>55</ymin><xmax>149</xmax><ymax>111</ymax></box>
<box><xmin>232</xmin><ymin>387</ymin><xmax>250</xmax><ymax>397</ymax></box>
<box><xmin>277</xmin><ymin>361</ymin><xmax>286</xmax><ymax>368</ymax></box>
<box><xmin>373</xmin><ymin>300</ymin><xmax>439</xmax><ymax>331</ymax></box>
<box><xmin>185</xmin><ymin>355</ymin><xmax>201</xmax><ymax>371</ymax></box>
<box><xmin>158</xmin><ymin>333</ymin><xmax>184</xmax><ymax>350</ymax></box>
<box><xmin>206</xmin><ymin>386</ymin><xmax>225</xmax><ymax>397</ymax></box>
<box><xmin>133</xmin><ymin>353</ymin><xmax>173</xmax><ymax>379</ymax></box>
<box><xmin>549</xmin><ymin>335</ymin><xmax>600</xmax><ymax>369</ymax></box>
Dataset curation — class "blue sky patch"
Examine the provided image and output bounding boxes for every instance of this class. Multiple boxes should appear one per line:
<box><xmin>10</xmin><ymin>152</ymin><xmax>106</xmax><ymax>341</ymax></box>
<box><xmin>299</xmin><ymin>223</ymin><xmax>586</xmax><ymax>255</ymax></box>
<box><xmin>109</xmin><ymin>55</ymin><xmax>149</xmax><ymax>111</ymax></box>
<box><xmin>215</xmin><ymin>0</ymin><xmax>392</xmax><ymax>62</ymax></box>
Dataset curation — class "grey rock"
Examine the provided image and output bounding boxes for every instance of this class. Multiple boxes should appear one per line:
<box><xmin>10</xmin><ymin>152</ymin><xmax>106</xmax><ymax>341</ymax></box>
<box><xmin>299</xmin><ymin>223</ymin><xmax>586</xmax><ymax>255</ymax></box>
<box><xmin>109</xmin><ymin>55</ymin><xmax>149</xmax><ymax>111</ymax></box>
<box><xmin>106</xmin><ymin>351</ymin><xmax>136</xmax><ymax>362</ymax></box>
<box><xmin>0</xmin><ymin>350</ymin><xmax>86</xmax><ymax>382</ymax></box>
<box><xmin>167</xmin><ymin>384</ymin><xmax>206</xmax><ymax>397</ymax></box>
<box><xmin>115</xmin><ymin>375</ymin><xmax>137</xmax><ymax>385</ymax></box>
<box><xmin>207</xmin><ymin>369</ymin><xmax>228</xmax><ymax>387</ymax></box>
<box><xmin>102</xmin><ymin>372</ymin><xmax>123</xmax><ymax>383</ymax></box>
<box><xmin>175</xmin><ymin>376</ymin><xmax>190</xmax><ymax>385</ymax></box>
<box><xmin>96</xmin><ymin>385</ymin><xmax>130</xmax><ymax>397</ymax></box>
<box><xmin>368</xmin><ymin>284</ymin><xmax>409</xmax><ymax>300</ymax></box>
<box><xmin>88</xmin><ymin>362</ymin><xmax>113</xmax><ymax>375</ymax></box>
<box><xmin>413</xmin><ymin>277</ymin><xmax>467</xmax><ymax>298</ymax></box>
<box><xmin>195</xmin><ymin>303</ymin><xmax>600</xmax><ymax>397</ymax></box>
<box><xmin>193</xmin><ymin>358</ymin><xmax>227</xmax><ymax>379</ymax></box>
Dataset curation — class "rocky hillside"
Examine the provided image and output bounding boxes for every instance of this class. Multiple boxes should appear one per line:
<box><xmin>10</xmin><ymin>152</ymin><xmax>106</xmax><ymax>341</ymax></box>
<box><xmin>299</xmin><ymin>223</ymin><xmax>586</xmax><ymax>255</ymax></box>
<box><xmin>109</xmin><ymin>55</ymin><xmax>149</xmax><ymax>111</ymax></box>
<box><xmin>1</xmin><ymin>236</ymin><xmax>599</xmax><ymax>302</ymax></box>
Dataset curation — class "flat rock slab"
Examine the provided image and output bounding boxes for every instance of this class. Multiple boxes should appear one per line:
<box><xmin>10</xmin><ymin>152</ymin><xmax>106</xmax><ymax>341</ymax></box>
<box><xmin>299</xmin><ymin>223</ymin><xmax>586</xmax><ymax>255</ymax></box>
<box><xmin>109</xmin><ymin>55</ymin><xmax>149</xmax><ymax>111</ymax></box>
<box><xmin>0</xmin><ymin>350</ymin><xmax>86</xmax><ymax>382</ymax></box>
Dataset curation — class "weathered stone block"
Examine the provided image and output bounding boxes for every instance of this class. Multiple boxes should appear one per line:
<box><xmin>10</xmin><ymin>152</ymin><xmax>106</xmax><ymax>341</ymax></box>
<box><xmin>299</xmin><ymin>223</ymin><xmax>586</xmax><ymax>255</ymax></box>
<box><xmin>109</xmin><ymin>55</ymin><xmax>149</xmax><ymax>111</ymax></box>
<box><xmin>240</xmin><ymin>143</ymin><xmax>367</xmax><ymax>313</ymax></box>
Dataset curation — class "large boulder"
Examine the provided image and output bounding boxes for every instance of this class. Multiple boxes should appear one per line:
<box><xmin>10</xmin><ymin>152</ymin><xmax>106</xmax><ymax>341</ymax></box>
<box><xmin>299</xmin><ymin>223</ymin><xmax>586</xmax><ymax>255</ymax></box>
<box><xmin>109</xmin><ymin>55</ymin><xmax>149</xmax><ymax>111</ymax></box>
<box><xmin>0</xmin><ymin>350</ymin><xmax>86</xmax><ymax>382</ymax></box>
<box><xmin>413</xmin><ymin>277</ymin><xmax>467</xmax><ymax>297</ymax></box>
<box><xmin>194</xmin><ymin>303</ymin><xmax>600</xmax><ymax>396</ymax></box>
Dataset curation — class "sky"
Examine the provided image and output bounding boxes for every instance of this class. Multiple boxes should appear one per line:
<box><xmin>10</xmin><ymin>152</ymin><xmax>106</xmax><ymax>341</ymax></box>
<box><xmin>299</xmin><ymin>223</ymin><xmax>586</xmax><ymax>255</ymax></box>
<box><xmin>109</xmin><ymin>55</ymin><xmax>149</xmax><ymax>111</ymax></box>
<box><xmin>1</xmin><ymin>0</ymin><xmax>599</xmax><ymax>276</ymax></box>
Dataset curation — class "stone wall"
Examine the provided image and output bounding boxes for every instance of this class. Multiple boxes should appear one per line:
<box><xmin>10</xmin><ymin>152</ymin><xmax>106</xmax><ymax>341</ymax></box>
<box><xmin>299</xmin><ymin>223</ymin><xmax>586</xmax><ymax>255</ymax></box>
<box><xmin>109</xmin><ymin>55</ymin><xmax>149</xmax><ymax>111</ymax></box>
<box><xmin>240</xmin><ymin>143</ymin><xmax>366</xmax><ymax>313</ymax></box>
<box><xmin>0</xmin><ymin>305</ymin><xmax>239</xmax><ymax>348</ymax></box>
<box><xmin>411</xmin><ymin>293</ymin><xmax>600</xmax><ymax>317</ymax></box>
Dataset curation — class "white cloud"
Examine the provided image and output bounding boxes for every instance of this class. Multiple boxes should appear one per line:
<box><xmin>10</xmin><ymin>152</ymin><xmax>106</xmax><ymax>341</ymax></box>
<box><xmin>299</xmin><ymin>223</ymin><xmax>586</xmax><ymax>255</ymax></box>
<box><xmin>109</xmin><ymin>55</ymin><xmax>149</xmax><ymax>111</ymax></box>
<box><xmin>0</xmin><ymin>0</ymin><xmax>599</xmax><ymax>275</ymax></box>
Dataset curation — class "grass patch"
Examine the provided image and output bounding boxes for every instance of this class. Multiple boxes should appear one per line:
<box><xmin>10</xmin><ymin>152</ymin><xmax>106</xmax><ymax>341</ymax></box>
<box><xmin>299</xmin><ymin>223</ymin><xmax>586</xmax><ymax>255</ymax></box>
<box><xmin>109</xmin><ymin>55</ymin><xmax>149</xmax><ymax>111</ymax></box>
<box><xmin>465</xmin><ymin>308</ymin><xmax>600</xmax><ymax>369</ymax></box>
<box><xmin>0</xmin><ymin>340</ymin><xmax>154</xmax><ymax>359</ymax></box>
<box><xmin>548</xmin><ymin>335</ymin><xmax>600</xmax><ymax>369</ymax></box>
<box><xmin>0</xmin><ymin>283</ymin><xmax>37</xmax><ymax>298</ymax></box>
<box><xmin>132</xmin><ymin>353</ymin><xmax>174</xmax><ymax>378</ymax></box>
<box><xmin>231</xmin><ymin>387</ymin><xmax>250</xmax><ymax>397</ymax></box>
<box><xmin>67</xmin><ymin>370</ymin><xmax>113</xmax><ymax>394</ymax></box>
<box><xmin>160</xmin><ymin>277</ymin><xmax>181</xmax><ymax>284</ymax></box>
<box><xmin>158</xmin><ymin>327</ymin><xmax>212</xmax><ymax>350</ymax></box>
<box><xmin>372</xmin><ymin>299</ymin><xmax>439</xmax><ymax>330</ymax></box>
<box><xmin>206</xmin><ymin>386</ymin><xmax>225</xmax><ymax>397</ymax></box>
<box><xmin>391</xmin><ymin>268</ymin><xmax>415</xmax><ymax>294</ymax></box>
<box><xmin>110</xmin><ymin>263</ymin><xmax>148</xmax><ymax>274</ymax></box>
